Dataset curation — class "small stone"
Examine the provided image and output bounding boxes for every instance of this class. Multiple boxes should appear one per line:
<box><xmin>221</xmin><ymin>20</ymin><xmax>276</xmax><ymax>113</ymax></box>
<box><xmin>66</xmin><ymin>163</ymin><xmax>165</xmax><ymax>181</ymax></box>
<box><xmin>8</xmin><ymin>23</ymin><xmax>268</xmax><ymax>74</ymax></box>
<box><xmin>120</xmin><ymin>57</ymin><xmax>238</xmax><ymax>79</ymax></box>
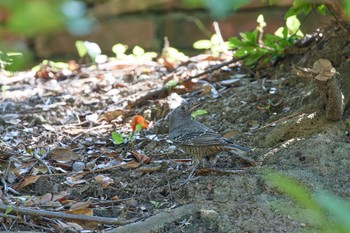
<box><xmin>72</xmin><ymin>161</ymin><xmax>85</xmax><ymax>172</ymax></box>
<box><xmin>167</xmin><ymin>145</ymin><xmax>176</xmax><ymax>152</ymax></box>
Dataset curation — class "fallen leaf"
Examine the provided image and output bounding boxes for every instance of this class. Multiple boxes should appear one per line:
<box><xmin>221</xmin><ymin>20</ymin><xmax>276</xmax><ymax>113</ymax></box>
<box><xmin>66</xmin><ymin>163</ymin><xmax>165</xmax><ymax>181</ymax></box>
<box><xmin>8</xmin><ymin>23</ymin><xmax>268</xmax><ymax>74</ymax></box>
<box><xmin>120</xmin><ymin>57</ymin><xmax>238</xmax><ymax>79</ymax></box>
<box><xmin>95</xmin><ymin>175</ymin><xmax>114</xmax><ymax>189</ymax></box>
<box><xmin>13</xmin><ymin>175</ymin><xmax>40</xmax><ymax>191</ymax></box>
<box><xmin>98</xmin><ymin>109</ymin><xmax>125</xmax><ymax>122</ymax></box>
<box><xmin>130</xmin><ymin>150</ymin><xmax>151</xmax><ymax>164</ymax></box>
<box><xmin>65</xmin><ymin>208</ymin><xmax>93</xmax><ymax>216</ymax></box>
<box><xmin>70</xmin><ymin>200</ymin><xmax>92</xmax><ymax>210</ymax></box>
<box><xmin>122</xmin><ymin>161</ymin><xmax>141</xmax><ymax>169</ymax></box>
<box><xmin>50</xmin><ymin>148</ymin><xmax>80</xmax><ymax>163</ymax></box>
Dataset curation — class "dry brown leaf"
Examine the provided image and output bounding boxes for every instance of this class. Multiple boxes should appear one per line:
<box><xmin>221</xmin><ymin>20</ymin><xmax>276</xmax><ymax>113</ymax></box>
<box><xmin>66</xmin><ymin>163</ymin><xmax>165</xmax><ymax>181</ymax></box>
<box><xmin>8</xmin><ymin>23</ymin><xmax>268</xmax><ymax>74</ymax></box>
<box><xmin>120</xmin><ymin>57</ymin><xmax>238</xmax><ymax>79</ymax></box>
<box><xmin>70</xmin><ymin>200</ymin><xmax>92</xmax><ymax>210</ymax></box>
<box><xmin>65</xmin><ymin>208</ymin><xmax>93</xmax><ymax>216</ymax></box>
<box><xmin>40</xmin><ymin>193</ymin><xmax>53</xmax><ymax>203</ymax></box>
<box><xmin>95</xmin><ymin>175</ymin><xmax>114</xmax><ymax>189</ymax></box>
<box><xmin>122</xmin><ymin>161</ymin><xmax>141</xmax><ymax>169</ymax></box>
<box><xmin>50</xmin><ymin>148</ymin><xmax>80</xmax><ymax>163</ymax></box>
<box><xmin>130</xmin><ymin>150</ymin><xmax>151</xmax><ymax>164</ymax></box>
<box><xmin>98</xmin><ymin>109</ymin><xmax>125</xmax><ymax>122</ymax></box>
<box><xmin>65</xmin><ymin>209</ymin><xmax>100</xmax><ymax>229</ymax></box>
<box><xmin>13</xmin><ymin>175</ymin><xmax>40</xmax><ymax>191</ymax></box>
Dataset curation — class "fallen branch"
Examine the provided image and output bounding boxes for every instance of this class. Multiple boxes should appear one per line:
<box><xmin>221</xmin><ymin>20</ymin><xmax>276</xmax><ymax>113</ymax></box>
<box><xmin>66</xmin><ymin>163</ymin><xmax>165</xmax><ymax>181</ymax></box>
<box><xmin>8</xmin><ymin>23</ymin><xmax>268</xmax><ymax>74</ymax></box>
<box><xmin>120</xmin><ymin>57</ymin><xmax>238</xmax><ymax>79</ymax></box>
<box><xmin>131</xmin><ymin>56</ymin><xmax>246</xmax><ymax>108</ymax></box>
<box><xmin>108</xmin><ymin>204</ymin><xmax>197</xmax><ymax>233</ymax></box>
<box><xmin>0</xmin><ymin>204</ymin><xmax>134</xmax><ymax>225</ymax></box>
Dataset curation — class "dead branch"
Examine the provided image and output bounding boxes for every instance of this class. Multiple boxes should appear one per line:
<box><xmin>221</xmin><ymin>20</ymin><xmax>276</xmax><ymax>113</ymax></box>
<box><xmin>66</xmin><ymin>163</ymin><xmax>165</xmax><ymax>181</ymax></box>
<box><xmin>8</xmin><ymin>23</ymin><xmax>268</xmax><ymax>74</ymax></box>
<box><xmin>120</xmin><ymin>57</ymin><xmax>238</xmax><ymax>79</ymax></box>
<box><xmin>130</xmin><ymin>56</ymin><xmax>247</xmax><ymax>108</ymax></box>
<box><xmin>0</xmin><ymin>204</ymin><xmax>135</xmax><ymax>225</ymax></box>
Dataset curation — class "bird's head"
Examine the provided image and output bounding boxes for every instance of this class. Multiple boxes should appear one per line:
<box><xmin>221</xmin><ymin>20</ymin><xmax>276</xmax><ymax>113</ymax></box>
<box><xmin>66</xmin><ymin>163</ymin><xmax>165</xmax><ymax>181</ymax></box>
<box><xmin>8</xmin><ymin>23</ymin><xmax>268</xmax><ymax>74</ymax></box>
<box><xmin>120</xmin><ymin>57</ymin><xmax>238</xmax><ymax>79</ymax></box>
<box><xmin>169</xmin><ymin>103</ymin><xmax>198</xmax><ymax>131</ymax></box>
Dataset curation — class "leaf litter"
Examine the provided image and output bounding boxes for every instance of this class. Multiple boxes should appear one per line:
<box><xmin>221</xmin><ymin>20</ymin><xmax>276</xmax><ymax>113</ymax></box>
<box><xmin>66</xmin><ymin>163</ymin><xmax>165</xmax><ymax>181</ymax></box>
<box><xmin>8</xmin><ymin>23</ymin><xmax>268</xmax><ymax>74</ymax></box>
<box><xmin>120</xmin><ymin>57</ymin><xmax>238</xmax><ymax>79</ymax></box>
<box><xmin>1</xmin><ymin>24</ymin><xmax>350</xmax><ymax>232</ymax></box>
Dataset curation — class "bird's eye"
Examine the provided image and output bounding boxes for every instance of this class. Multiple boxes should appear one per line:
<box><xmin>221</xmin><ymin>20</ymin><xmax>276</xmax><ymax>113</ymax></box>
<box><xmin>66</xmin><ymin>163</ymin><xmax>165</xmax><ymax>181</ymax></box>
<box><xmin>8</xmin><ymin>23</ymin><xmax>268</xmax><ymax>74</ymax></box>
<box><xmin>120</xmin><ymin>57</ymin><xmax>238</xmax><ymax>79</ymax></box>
<box><xmin>180</xmin><ymin>106</ymin><xmax>186</xmax><ymax>111</ymax></box>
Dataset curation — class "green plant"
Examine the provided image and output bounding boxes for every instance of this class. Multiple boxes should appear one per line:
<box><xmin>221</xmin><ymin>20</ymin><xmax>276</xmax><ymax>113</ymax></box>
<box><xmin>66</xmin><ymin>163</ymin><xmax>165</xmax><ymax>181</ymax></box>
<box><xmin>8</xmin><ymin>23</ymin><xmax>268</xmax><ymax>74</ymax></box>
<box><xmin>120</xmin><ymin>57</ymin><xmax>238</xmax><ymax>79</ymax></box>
<box><xmin>111</xmin><ymin>124</ymin><xmax>143</xmax><ymax>145</ymax></box>
<box><xmin>229</xmin><ymin>14</ymin><xmax>303</xmax><ymax>66</ymax></box>
<box><xmin>193</xmin><ymin>34</ymin><xmax>229</xmax><ymax>56</ymax></box>
<box><xmin>1</xmin><ymin>0</ymin><xmax>91</xmax><ymax>70</ymax></box>
<box><xmin>285</xmin><ymin>0</ymin><xmax>327</xmax><ymax>19</ymax></box>
<box><xmin>112</xmin><ymin>43</ymin><xmax>157</xmax><ymax>61</ymax></box>
<box><xmin>264</xmin><ymin>171</ymin><xmax>350</xmax><ymax>233</ymax></box>
<box><xmin>191</xmin><ymin>109</ymin><xmax>208</xmax><ymax>118</ymax></box>
<box><xmin>75</xmin><ymin>40</ymin><xmax>108</xmax><ymax>64</ymax></box>
<box><xmin>0</xmin><ymin>51</ymin><xmax>23</xmax><ymax>71</ymax></box>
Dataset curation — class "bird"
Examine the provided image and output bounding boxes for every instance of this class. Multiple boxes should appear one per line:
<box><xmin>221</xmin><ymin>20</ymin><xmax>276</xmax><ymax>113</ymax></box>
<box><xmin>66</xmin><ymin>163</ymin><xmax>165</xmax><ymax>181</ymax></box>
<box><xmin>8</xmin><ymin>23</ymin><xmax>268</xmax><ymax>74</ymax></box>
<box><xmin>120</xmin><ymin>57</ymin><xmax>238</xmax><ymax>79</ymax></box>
<box><xmin>168</xmin><ymin>103</ymin><xmax>255</xmax><ymax>172</ymax></box>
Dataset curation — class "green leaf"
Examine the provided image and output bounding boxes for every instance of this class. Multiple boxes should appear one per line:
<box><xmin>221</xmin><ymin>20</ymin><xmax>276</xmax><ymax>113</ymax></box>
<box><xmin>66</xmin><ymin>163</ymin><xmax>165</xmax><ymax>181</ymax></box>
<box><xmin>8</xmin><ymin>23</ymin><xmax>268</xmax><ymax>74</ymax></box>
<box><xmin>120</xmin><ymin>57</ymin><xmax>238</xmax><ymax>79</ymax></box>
<box><xmin>191</xmin><ymin>109</ymin><xmax>208</xmax><ymax>118</ymax></box>
<box><xmin>193</xmin><ymin>39</ymin><xmax>212</xmax><ymax>49</ymax></box>
<box><xmin>112</xmin><ymin>43</ymin><xmax>128</xmax><ymax>55</ymax></box>
<box><xmin>165</xmin><ymin>80</ymin><xmax>178</xmax><ymax>89</ymax></box>
<box><xmin>111</xmin><ymin>132</ymin><xmax>124</xmax><ymax>145</ymax></box>
<box><xmin>315</xmin><ymin>192</ymin><xmax>350</xmax><ymax>231</ymax></box>
<box><xmin>132</xmin><ymin>46</ymin><xmax>145</xmax><ymax>57</ymax></box>
<box><xmin>316</xmin><ymin>4</ymin><xmax>327</xmax><ymax>16</ymax></box>
<box><xmin>286</xmin><ymin>15</ymin><xmax>301</xmax><ymax>35</ymax></box>
<box><xmin>234</xmin><ymin>48</ymin><xmax>249</xmax><ymax>57</ymax></box>
<box><xmin>229</xmin><ymin>37</ymin><xmax>246</xmax><ymax>48</ymax></box>
<box><xmin>75</xmin><ymin>40</ymin><xmax>87</xmax><ymax>58</ymax></box>
<box><xmin>240</xmin><ymin>31</ymin><xmax>257</xmax><ymax>44</ymax></box>
<box><xmin>264</xmin><ymin>172</ymin><xmax>325</xmax><ymax>224</ymax></box>
<box><xmin>5</xmin><ymin>206</ymin><xmax>13</xmax><ymax>215</ymax></box>
<box><xmin>135</xmin><ymin>123</ymin><xmax>142</xmax><ymax>132</ymax></box>
<box><xmin>210</xmin><ymin>34</ymin><xmax>221</xmax><ymax>45</ymax></box>
<box><xmin>284</xmin><ymin>3</ymin><xmax>312</xmax><ymax>19</ymax></box>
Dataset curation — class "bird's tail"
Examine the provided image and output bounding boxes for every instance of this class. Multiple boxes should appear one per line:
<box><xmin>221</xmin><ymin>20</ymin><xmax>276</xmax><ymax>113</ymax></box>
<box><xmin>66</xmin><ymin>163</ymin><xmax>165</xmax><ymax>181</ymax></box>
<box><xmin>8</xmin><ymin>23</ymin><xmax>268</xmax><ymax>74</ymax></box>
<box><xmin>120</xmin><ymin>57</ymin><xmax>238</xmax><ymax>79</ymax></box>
<box><xmin>228</xmin><ymin>143</ymin><xmax>256</xmax><ymax>166</ymax></box>
<box><xmin>229</xmin><ymin>144</ymin><xmax>252</xmax><ymax>153</ymax></box>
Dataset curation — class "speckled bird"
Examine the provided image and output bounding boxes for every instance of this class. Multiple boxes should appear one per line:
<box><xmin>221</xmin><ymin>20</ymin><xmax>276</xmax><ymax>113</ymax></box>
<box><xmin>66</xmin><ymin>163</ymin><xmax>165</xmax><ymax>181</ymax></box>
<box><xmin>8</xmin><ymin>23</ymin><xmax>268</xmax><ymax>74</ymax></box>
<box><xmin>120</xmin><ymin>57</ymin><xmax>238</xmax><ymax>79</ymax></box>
<box><xmin>168</xmin><ymin>104</ymin><xmax>255</xmax><ymax>166</ymax></box>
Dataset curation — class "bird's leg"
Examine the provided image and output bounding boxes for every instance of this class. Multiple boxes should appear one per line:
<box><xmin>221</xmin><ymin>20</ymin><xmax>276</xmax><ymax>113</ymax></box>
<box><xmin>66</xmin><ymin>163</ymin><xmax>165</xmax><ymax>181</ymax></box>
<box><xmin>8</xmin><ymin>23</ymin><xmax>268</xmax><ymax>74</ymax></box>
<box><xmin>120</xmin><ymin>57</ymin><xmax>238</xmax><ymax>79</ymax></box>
<box><xmin>207</xmin><ymin>155</ymin><xmax>218</xmax><ymax>167</ymax></box>
<box><xmin>180</xmin><ymin>161</ymin><xmax>199</xmax><ymax>185</ymax></box>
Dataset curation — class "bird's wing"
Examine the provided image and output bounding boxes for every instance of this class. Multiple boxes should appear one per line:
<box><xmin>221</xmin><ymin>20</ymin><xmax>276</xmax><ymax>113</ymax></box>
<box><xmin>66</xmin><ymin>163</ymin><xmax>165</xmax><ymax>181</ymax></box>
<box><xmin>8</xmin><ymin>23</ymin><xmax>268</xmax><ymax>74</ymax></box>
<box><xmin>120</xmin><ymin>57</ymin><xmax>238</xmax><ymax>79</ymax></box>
<box><xmin>170</xmin><ymin>128</ymin><xmax>251</xmax><ymax>152</ymax></box>
<box><xmin>170</xmin><ymin>129</ymin><xmax>226</xmax><ymax>146</ymax></box>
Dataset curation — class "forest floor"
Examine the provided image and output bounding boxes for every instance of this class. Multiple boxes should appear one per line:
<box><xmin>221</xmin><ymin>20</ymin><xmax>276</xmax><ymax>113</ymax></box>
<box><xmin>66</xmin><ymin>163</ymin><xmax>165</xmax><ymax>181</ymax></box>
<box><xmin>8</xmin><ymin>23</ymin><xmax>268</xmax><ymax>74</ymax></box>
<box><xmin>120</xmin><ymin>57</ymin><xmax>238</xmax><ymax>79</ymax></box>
<box><xmin>1</xmin><ymin>21</ymin><xmax>350</xmax><ymax>233</ymax></box>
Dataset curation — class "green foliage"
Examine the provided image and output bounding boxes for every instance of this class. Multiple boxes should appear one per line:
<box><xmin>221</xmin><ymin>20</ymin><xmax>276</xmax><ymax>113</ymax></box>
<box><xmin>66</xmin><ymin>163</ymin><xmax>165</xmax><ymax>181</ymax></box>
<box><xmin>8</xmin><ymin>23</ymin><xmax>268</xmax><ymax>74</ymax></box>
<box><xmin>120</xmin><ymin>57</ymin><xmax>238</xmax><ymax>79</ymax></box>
<box><xmin>191</xmin><ymin>109</ymin><xmax>208</xmax><ymax>118</ymax></box>
<box><xmin>345</xmin><ymin>1</ymin><xmax>350</xmax><ymax>18</ymax></box>
<box><xmin>0</xmin><ymin>0</ymin><xmax>91</xmax><ymax>70</ymax></box>
<box><xmin>111</xmin><ymin>43</ymin><xmax>157</xmax><ymax>61</ymax></box>
<box><xmin>182</xmin><ymin>0</ymin><xmax>328</xmax><ymax>19</ymax></box>
<box><xmin>165</xmin><ymin>80</ymin><xmax>178</xmax><ymax>90</ymax></box>
<box><xmin>0</xmin><ymin>51</ymin><xmax>22</xmax><ymax>70</ymax></box>
<box><xmin>4</xmin><ymin>206</ymin><xmax>14</xmax><ymax>215</ymax></box>
<box><xmin>346</xmin><ymin>120</ymin><xmax>350</xmax><ymax>128</ymax></box>
<box><xmin>75</xmin><ymin>40</ymin><xmax>108</xmax><ymax>63</ymax></box>
<box><xmin>111</xmin><ymin>132</ymin><xmax>124</xmax><ymax>145</ymax></box>
<box><xmin>4</xmin><ymin>0</ymin><xmax>64</xmax><ymax>36</ymax></box>
<box><xmin>229</xmin><ymin>14</ymin><xmax>303</xmax><ymax>66</ymax></box>
<box><xmin>265</xmin><ymin>171</ymin><xmax>350</xmax><ymax>233</ymax></box>
<box><xmin>285</xmin><ymin>0</ymin><xmax>328</xmax><ymax>19</ymax></box>
<box><xmin>111</xmin><ymin>124</ymin><xmax>143</xmax><ymax>145</ymax></box>
<box><xmin>193</xmin><ymin>34</ymin><xmax>229</xmax><ymax>56</ymax></box>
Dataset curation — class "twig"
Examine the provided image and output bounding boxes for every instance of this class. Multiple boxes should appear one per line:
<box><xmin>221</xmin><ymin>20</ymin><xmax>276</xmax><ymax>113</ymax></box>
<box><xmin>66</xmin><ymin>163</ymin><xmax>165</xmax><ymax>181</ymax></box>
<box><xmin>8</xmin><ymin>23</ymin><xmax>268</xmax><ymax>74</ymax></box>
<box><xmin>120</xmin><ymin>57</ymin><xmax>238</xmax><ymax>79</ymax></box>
<box><xmin>213</xmin><ymin>21</ymin><xmax>228</xmax><ymax>54</ymax></box>
<box><xmin>0</xmin><ymin>204</ymin><xmax>135</xmax><ymax>225</ymax></box>
<box><xmin>33</xmin><ymin>150</ymin><xmax>52</xmax><ymax>174</ymax></box>
<box><xmin>35</xmin><ymin>162</ymin><xmax>131</xmax><ymax>177</ymax></box>
<box><xmin>0</xmin><ymin>213</ymin><xmax>20</xmax><ymax>220</ymax></box>
<box><xmin>183</xmin><ymin>56</ymin><xmax>246</xmax><ymax>82</ymax></box>
<box><xmin>130</xmin><ymin>56</ymin><xmax>246</xmax><ymax>108</ymax></box>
